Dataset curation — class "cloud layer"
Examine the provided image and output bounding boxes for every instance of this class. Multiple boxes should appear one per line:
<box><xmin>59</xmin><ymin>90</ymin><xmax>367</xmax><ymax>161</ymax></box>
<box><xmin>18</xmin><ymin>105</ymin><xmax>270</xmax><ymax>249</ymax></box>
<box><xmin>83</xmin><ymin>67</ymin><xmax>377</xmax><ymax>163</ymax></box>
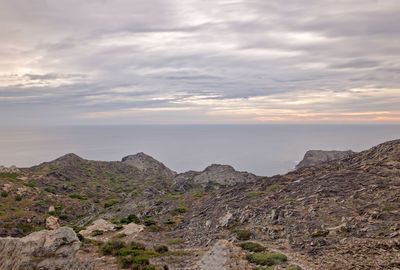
<box><xmin>1</xmin><ymin>0</ymin><xmax>400</xmax><ymax>124</ymax></box>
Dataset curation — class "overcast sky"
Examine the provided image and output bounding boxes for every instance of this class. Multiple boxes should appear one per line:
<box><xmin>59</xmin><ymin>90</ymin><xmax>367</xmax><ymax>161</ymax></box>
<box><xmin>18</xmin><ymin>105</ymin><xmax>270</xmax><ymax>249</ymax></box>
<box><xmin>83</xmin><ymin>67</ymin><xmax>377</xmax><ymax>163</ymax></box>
<box><xmin>1</xmin><ymin>0</ymin><xmax>400</xmax><ymax>125</ymax></box>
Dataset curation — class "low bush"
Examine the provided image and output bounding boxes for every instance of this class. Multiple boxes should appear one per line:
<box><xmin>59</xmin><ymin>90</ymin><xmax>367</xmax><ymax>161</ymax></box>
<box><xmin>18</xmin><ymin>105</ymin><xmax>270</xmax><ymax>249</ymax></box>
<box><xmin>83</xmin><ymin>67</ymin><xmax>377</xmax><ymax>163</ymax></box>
<box><xmin>164</xmin><ymin>219</ymin><xmax>176</xmax><ymax>225</ymax></box>
<box><xmin>44</xmin><ymin>186</ymin><xmax>57</xmax><ymax>194</ymax></box>
<box><xmin>1</xmin><ymin>191</ymin><xmax>8</xmax><ymax>197</ymax></box>
<box><xmin>246</xmin><ymin>253</ymin><xmax>287</xmax><ymax>266</ymax></box>
<box><xmin>130</xmin><ymin>241</ymin><xmax>146</xmax><ymax>250</ymax></box>
<box><xmin>104</xmin><ymin>199</ymin><xmax>120</xmax><ymax>208</ymax></box>
<box><xmin>167</xmin><ymin>238</ymin><xmax>184</xmax><ymax>245</ymax></box>
<box><xmin>235</xmin><ymin>230</ymin><xmax>252</xmax><ymax>240</ymax></box>
<box><xmin>99</xmin><ymin>240</ymin><xmax>126</xmax><ymax>255</ymax></box>
<box><xmin>238</xmin><ymin>242</ymin><xmax>266</xmax><ymax>252</ymax></box>
<box><xmin>287</xmin><ymin>266</ymin><xmax>302</xmax><ymax>270</ymax></box>
<box><xmin>170</xmin><ymin>207</ymin><xmax>188</xmax><ymax>215</ymax></box>
<box><xmin>14</xmin><ymin>194</ymin><xmax>22</xmax><ymax>201</ymax></box>
<box><xmin>69</xmin><ymin>193</ymin><xmax>88</xmax><ymax>200</ymax></box>
<box><xmin>154</xmin><ymin>245</ymin><xmax>168</xmax><ymax>253</ymax></box>
<box><xmin>91</xmin><ymin>229</ymin><xmax>104</xmax><ymax>236</ymax></box>
<box><xmin>144</xmin><ymin>218</ymin><xmax>156</xmax><ymax>226</ymax></box>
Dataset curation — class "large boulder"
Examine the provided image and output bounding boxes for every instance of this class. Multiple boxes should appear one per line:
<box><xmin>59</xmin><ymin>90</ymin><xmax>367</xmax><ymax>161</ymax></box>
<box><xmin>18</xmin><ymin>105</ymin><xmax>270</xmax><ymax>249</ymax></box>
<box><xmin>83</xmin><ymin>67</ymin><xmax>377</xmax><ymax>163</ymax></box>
<box><xmin>122</xmin><ymin>152</ymin><xmax>176</xmax><ymax>178</ymax></box>
<box><xmin>0</xmin><ymin>227</ymin><xmax>92</xmax><ymax>270</ymax></box>
<box><xmin>296</xmin><ymin>150</ymin><xmax>355</xmax><ymax>169</ymax></box>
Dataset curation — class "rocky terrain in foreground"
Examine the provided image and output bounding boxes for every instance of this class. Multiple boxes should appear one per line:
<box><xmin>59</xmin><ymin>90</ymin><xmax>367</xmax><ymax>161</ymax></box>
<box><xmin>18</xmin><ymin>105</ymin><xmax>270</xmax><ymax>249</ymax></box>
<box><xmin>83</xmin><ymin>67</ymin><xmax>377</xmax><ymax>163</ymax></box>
<box><xmin>0</xmin><ymin>140</ymin><xmax>399</xmax><ymax>269</ymax></box>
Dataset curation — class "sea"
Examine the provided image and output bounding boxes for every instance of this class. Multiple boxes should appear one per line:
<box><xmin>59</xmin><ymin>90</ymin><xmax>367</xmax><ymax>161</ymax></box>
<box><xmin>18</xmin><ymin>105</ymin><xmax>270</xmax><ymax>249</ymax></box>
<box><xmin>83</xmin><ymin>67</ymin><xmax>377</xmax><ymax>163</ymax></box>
<box><xmin>0</xmin><ymin>124</ymin><xmax>399</xmax><ymax>176</ymax></box>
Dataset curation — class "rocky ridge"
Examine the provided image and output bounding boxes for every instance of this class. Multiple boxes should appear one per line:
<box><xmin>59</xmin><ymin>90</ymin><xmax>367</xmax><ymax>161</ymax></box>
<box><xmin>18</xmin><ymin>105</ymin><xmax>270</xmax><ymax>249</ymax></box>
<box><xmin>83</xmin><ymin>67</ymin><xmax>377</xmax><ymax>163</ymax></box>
<box><xmin>296</xmin><ymin>149</ymin><xmax>355</xmax><ymax>169</ymax></box>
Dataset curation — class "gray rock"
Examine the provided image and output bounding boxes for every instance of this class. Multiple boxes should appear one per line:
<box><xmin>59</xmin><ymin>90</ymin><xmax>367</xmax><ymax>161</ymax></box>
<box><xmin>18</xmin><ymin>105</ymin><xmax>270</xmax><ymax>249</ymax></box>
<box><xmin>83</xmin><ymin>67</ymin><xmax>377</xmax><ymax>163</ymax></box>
<box><xmin>122</xmin><ymin>152</ymin><xmax>176</xmax><ymax>178</ymax></box>
<box><xmin>0</xmin><ymin>227</ymin><xmax>92</xmax><ymax>270</ymax></box>
<box><xmin>192</xmin><ymin>164</ymin><xmax>257</xmax><ymax>186</ymax></box>
<box><xmin>296</xmin><ymin>150</ymin><xmax>355</xmax><ymax>169</ymax></box>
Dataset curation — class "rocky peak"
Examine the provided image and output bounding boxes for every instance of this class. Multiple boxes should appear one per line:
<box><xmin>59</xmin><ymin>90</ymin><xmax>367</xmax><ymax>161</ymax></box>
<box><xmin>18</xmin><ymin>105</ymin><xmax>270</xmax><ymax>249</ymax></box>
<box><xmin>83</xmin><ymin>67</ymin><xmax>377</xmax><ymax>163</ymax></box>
<box><xmin>0</xmin><ymin>165</ymin><xmax>20</xmax><ymax>173</ymax></box>
<box><xmin>42</xmin><ymin>153</ymin><xmax>85</xmax><ymax>167</ymax></box>
<box><xmin>121</xmin><ymin>152</ymin><xmax>176</xmax><ymax>178</ymax></box>
<box><xmin>296</xmin><ymin>149</ymin><xmax>355</xmax><ymax>169</ymax></box>
<box><xmin>192</xmin><ymin>164</ymin><xmax>257</xmax><ymax>186</ymax></box>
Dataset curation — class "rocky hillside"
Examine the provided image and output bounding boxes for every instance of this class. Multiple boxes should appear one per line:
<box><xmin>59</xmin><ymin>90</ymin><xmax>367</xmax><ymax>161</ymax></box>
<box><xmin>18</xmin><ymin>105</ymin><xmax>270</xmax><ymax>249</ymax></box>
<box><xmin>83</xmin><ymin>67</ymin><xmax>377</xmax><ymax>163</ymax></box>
<box><xmin>1</xmin><ymin>140</ymin><xmax>399</xmax><ymax>269</ymax></box>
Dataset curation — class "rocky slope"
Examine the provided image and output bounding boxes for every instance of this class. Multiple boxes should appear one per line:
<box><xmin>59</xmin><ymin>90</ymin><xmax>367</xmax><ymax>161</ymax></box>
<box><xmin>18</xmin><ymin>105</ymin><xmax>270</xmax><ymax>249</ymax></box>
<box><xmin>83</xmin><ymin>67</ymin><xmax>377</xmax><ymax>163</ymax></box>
<box><xmin>296</xmin><ymin>150</ymin><xmax>355</xmax><ymax>169</ymax></box>
<box><xmin>1</xmin><ymin>140</ymin><xmax>399</xmax><ymax>269</ymax></box>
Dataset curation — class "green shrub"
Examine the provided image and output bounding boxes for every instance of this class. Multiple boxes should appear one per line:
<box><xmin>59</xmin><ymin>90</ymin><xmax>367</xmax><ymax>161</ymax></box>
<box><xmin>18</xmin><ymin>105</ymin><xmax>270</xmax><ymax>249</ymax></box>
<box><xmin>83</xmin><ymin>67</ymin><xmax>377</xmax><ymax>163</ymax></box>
<box><xmin>116</xmin><ymin>233</ymin><xmax>127</xmax><ymax>238</ymax></box>
<box><xmin>164</xmin><ymin>219</ymin><xmax>176</xmax><ymax>225</ymax></box>
<box><xmin>44</xmin><ymin>186</ymin><xmax>57</xmax><ymax>194</ymax></box>
<box><xmin>265</xmin><ymin>184</ymin><xmax>283</xmax><ymax>192</ymax></box>
<box><xmin>117</xmin><ymin>256</ymin><xmax>134</xmax><ymax>268</ymax></box>
<box><xmin>123</xmin><ymin>214</ymin><xmax>140</xmax><ymax>224</ymax></box>
<box><xmin>59</xmin><ymin>213</ymin><xmax>68</xmax><ymax>220</ymax></box>
<box><xmin>114</xmin><ymin>224</ymin><xmax>123</xmax><ymax>230</ymax></box>
<box><xmin>99</xmin><ymin>240</ymin><xmax>126</xmax><ymax>255</ymax></box>
<box><xmin>144</xmin><ymin>218</ymin><xmax>156</xmax><ymax>226</ymax></box>
<box><xmin>191</xmin><ymin>191</ymin><xmax>203</xmax><ymax>197</ymax></box>
<box><xmin>167</xmin><ymin>238</ymin><xmax>184</xmax><ymax>245</ymax></box>
<box><xmin>246</xmin><ymin>253</ymin><xmax>287</xmax><ymax>266</ymax></box>
<box><xmin>132</xmin><ymin>254</ymin><xmax>150</xmax><ymax>265</ymax></box>
<box><xmin>104</xmin><ymin>199</ymin><xmax>120</xmax><ymax>208</ymax></box>
<box><xmin>14</xmin><ymin>194</ymin><xmax>22</xmax><ymax>201</ymax></box>
<box><xmin>310</xmin><ymin>230</ymin><xmax>328</xmax><ymax>238</ymax></box>
<box><xmin>147</xmin><ymin>225</ymin><xmax>162</xmax><ymax>232</ymax></box>
<box><xmin>170</xmin><ymin>207</ymin><xmax>188</xmax><ymax>215</ymax></box>
<box><xmin>238</xmin><ymin>242</ymin><xmax>266</xmax><ymax>252</ymax></box>
<box><xmin>91</xmin><ymin>229</ymin><xmax>104</xmax><ymax>236</ymax></box>
<box><xmin>1</xmin><ymin>191</ymin><xmax>8</xmax><ymax>197</ymax></box>
<box><xmin>154</xmin><ymin>245</ymin><xmax>168</xmax><ymax>253</ymax></box>
<box><xmin>155</xmin><ymin>199</ymin><xmax>164</xmax><ymax>206</ymax></box>
<box><xmin>24</xmin><ymin>179</ymin><xmax>36</xmax><ymax>188</ymax></box>
<box><xmin>235</xmin><ymin>230</ymin><xmax>252</xmax><ymax>240</ymax></box>
<box><xmin>287</xmin><ymin>266</ymin><xmax>302</xmax><ymax>270</ymax></box>
<box><xmin>130</xmin><ymin>241</ymin><xmax>146</xmax><ymax>250</ymax></box>
<box><xmin>69</xmin><ymin>193</ymin><xmax>88</xmax><ymax>200</ymax></box>
<box><xmin>165</xmin><ymin>193</ymin><xmax>181</xmax><ymax>200</ymax></box>
<box><xmin>142</xmin><ymin>266</ymin><xmax>155</xmax><ymax>270</ymax></box>
<box><xmin>382</xmin><ymin>206</ymin><xmax>396</xmax><ymax>211</ymax></box>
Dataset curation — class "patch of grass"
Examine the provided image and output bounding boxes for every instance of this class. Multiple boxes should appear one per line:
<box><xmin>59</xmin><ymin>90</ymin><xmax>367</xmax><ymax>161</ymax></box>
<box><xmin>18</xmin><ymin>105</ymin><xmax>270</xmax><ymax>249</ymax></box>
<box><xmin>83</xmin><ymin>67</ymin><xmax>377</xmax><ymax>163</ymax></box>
<box><xmin>144</xmin><ymin>218</ymin><xmax>156</xmax><ymax>226</ymax></box>
<box><xmin>114</xmin><ymin>224</ymin><xmax>123</xmax><ymax>230</ymax></box>
<box><xmin>0</xmin><ymin>172</ymin><xmax>20</xmax><ymax>182</ymax></box>
<box><xmin>44</xmin><ymin>186</ymin><xmax>57</xmax><ymax>194</ymax></box>
<box><xmin>248</xmin><ymin>191</ymin><xmax>266</xmax><ymax>199</ymax></box>
<box><xmin>115</xmin><ymin>233</ymin><xmax>127</xmax><ymax>238</ymax></box>
<box><xmin>382</xmin><ymin>206</ymin><xmax>397</xmax><ymax>211</ymax></box>
<box><xmin>170</xmin><ymin>207</ymin><xmax>188</xmax><ymax>215</ymax></box>
<box><xmin>238</xmin><ymin>242</ymin><xmax>266</xmax><ymax>252</ymax></box>
<box><xmin>234</xmin><ymin>230</ymin><xmax>252</xmax><ymax>240</ymax></box>
<box><xmin>154</xmin><ymin>199</ymin><xmax>164</xmax><ymax>206</ymax></box>
<box><xmin>69</xmin><ymin>193</ymin><xmax>88</xmax><ymax>200</ymax></box>
<box><xmin>310</xmin><ymin>230</ymin><xmax>328</xmax><ymax>238</ymax></box>
<box><xmin>167</xmin><ymin>238</ymin><xmax>184</xmax><ymax>245</ymax></box>
<box><xmin>246</xmin><ymin>253</ymin><xmax>287</xmax><ymax>266</ymax></box>
<box><xmin>191</xmin><ymin>191</ymin><xmax>203</xmax><ymax>197</ymax></box>
<box><xmin>24</xmin><ymin>179</ymin><xmax>36</xmax><ymax>188</ymax></box>
<box><xmin>147</xmin><ymin>225</ymin><xmax>162</xmax><ymax>232</ymax></box>
<box><xmin>164</xmin><ymin>219</ymin><xmax>176</xmax><ymax>225</ymax></box>
<box><xmin>1</xmin><ymin>191</ymin><xmax>8</xmax><ymax>198</ymax></box>
<box><xmin>154</xmin><ymin>245</ymin><xmax>168</xmax><ymax>253</ymax></box>
<box><xmin>165</xmin><ymin>193</ymin><xmax>181</xmax><ymax>200</ymax></box>
<box><xmin>99</xmin><ymin>240</ymin><xmax>127</xmax><ymax>255</ymax></box>
<box><xmin>84</xmin><ymin>216</ymin><xmax>99</xmax><ymax>226</ymax></box>
<box><xmin>265</xmin><ymin>184</ymin><xmax>283</xmax><ymax>192</ymax></box>
<box><xmin>120</xmin><ymin>214</ymin><xmax>140</xmax><ymax>224</ymax></box>
<box><xmin>104</xmin><ymin>199</ymin><xmax>120</xmax><ymax>208</ymax></box>
<box><xmin>34</xmin><ymin>200</ymin><xmax>47</xmax><ymax>206</ymax></box>
<box><xmin>14</xmin><ymin>194</ymin><xmax>22</xmax><ymax>201</ymax></box>
<box><xmin>91</xmin><ymin>229</ymin><xmax>104</xmax><ymax>236</ymax></box>
<box><xmin>287</xmin><ymin>266</ymin><xmax>302</xmax><ymax>270</ymax></box>
<box><xmin>284</xmin><ymin>198</ymin><xmax>297</xmax><ymax>202</ymax></box>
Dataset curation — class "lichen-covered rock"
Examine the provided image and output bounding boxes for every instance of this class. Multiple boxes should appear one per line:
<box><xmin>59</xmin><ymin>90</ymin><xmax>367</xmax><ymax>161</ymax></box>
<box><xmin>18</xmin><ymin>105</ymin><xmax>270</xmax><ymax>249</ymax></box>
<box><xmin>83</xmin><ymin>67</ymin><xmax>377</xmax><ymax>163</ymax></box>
<box><xmin>122</xmin><ymin>152</ymin><xmax>176</xmax><ymax>178</ymax></box>
<box><xmin>79</xmin><ymin>218</ymin><xmax>115</xmax><ymax>238</ymax></box>
<box><xmin>0</xmin><ymin>227</ymin><xmax>92</xmax><ymax>270</ymax></box>
<box><xmin>196</xmin><ymin>240</ymin><xmax>251</xmax><ymax>270</ymax></box>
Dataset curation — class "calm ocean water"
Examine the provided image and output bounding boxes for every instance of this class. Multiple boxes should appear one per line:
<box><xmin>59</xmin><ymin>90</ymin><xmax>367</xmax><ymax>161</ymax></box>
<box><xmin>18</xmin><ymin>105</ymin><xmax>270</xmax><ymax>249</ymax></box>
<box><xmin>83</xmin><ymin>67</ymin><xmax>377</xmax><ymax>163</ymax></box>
<box><xmin>0</xmin><ymin>125</ymin><xmax>399</xmax><ymax>176</ymax></box>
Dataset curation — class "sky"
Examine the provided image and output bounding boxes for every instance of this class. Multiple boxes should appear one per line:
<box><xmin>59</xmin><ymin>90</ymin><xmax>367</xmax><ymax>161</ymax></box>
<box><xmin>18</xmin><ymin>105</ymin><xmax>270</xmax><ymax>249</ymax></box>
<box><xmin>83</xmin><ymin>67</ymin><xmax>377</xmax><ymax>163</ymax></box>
<box><xmin>1</xmin><ymin>0</ymin><xmax>400</xmax><ymax>125</ymax></box>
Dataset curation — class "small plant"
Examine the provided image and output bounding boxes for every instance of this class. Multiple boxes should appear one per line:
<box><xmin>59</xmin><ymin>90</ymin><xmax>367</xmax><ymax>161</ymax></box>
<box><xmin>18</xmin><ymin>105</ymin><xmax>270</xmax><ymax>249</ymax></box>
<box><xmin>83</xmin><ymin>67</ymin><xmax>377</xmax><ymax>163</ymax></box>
<box><xmin>24</xmin><ymin>179</ymin><xmax>36</xmax><ymax>188</ymax></box>
<box><xmin>382</xmin><ymin>206</ymin><xmax>396</xmax><ymax>211</ymax></box>
<box><xmin>154</xmin><ymin>199</ymin><xmax>164</xmax><ymax>206</ymax></box>
<box><xmin>170</xmin><ymin>207</ymin><xmax>188</xmax><ymax>215</ymax></box>
<box><xmin>114</xmin><ymin>224</ymin><xmax>123</xmax><ymax>230</ymax></box>
<box><xmin>147</xmin><ymin>225</ymin><xmax>162</xmax><ymax>232</ymax></box>
<box><xmin>287</xmin><ymin>266</ymin><xmax>302</xmax><ymax>270</ymax></box>
<box><xmin>44</xmin><ymin>186</ymin><xmax>57</xmax><ymax>194</ymax></box>
<box><xmin>115</xmin><ymin>233</ymin><xmax>127</xmax><ymax>238</ymax></box>
<box><xmin>167</xmin><ymin>238</ymin><xmax>184</xmax><ymax>245</ymax></box>
<box><xmin>59</xmin><ymin>213</ymin><xmax>68</xmax><ymax>220</ymax></box>
<box><xmin>235</xmin><ymin>230</ymin><xmax>252</xmax><ymax>240</ymax></box>
<box><xmin>104</xmin><ymin>199</ymin><xmax>120</xmax><ymax>208</ymax></box>
<box><xmin>284</xmin><ymin>198</ymin><xmax>297</xmax><ymax>202</ymax></box>
<box><xmin>154</xmin><ymin>245</ymin><xmax>169</xmax><ymax>253</ymax></box>
<box><xmin>265</xmin><ymin>184</ymin><xmax>283</xmax><ymax>192</ymax></box>
<box><xmin>310</xmin><ymin>230</ymin><xmax>328</xmax><ymax>238</ymax></box>
<box><xmin>248</xmin><ymin>191</ymin><xmax>266</xmax><ymax>199</ymax></box>
<box><xmin>14</xmin><ymin>194</ymin><xmax>22</xmax><ymax>201</ymax></box>
<box><xmin>165</xmin><ymin>193</ymin><xmax>181</xmax><ymax>200</ymax></box>
<box><xmin>144</xmin><ymin>218</ymin><xmax>156</xmax><ymax>226</ymax></box>
<box><xmin>246</xmin><ymin>253</ymin><xmax>287</xmax><ymax>266</ymax></box>
<box><xmin>1</xmin><ymin>191</ymin><xmax>8</xmax><ymax>197</ymax></box>
<box><xmin>91</xmin><ymin>229</ymin><xmax>104</xmax><ymax>236</ymax></box>
<box><xmin>191</xmin><ymin>191</ymin><xmax>203</xmax><ymax>197</ymax></box>
<box><xmin>69</xmin><ymin>193</ymin><xmax>88</xmax><ymax>200</ymax></box>
<box><xmin>130</xmin><ymin>241</ymin><xmax>146</xmax><ymax>250</ymax></box>
<box><xmin>238</xmin><ymin>242</ymin><xmax>266</xmax><ymax>252</ymax></box>
<box><xmin>99</xmin><ymin>240</ymin><xmax>126</xmax><ymax>255</ymax></box>
<box><xmin>164</xmin><ymin>219</ymin><xmax>176</xmax><ymax>225</ymax></box>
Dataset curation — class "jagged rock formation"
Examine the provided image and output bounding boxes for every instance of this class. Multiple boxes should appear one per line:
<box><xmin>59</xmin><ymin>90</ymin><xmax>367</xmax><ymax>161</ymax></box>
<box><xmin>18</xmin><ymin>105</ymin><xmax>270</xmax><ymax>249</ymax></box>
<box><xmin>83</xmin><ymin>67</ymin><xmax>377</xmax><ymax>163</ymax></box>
<box><xmin>196</xmin><ymin>240</ymin><xmax>252</xmax><ymax>270</ymax></box>
<box><xmin>122</xmin><ymin>152</ymin><xmax>177</xmax><ymax>178</ymax></box>
<box><xmin>296</xmin><ymin>149</ymin><xmax>355</xmax><ymax>169</ymax></box>
<box><xmin>0</xmin><ymin>227</ymin><xmax>92</xmax><ymax>269</ymax></box>
<box><xmin>176</xmin><ymin>164</ymin><xmax>257</xmax><ymax>187</ymax></box>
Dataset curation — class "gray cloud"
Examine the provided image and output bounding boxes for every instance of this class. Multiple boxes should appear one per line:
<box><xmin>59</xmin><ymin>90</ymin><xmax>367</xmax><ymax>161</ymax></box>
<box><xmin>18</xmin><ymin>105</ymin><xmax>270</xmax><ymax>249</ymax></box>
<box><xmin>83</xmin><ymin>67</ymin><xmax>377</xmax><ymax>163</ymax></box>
<box><xmin>0</xmin><ymin>0</ymin><xmax>399</xmax><ymax>124</ymax></box>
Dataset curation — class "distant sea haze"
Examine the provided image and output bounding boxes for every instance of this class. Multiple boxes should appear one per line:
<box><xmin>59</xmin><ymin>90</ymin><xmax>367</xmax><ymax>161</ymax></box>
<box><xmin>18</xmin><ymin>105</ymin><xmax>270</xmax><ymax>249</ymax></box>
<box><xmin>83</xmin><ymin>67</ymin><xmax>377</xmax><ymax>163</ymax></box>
<box><xmin>0</xmin><ymin>124</ymin><xmax>399</xmax><ymax>176</ymax></box>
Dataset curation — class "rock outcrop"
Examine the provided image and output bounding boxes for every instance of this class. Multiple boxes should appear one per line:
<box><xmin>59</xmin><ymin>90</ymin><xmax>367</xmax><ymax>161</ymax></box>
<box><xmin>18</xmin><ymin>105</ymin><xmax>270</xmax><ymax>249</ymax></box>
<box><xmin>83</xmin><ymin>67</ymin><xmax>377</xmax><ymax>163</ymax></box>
<box><xmin>0</xmin><ymin>165</ymin><xmax>20</xmax><ymax>173</ymax></box>
<box><xmin>192</xmin><ymin>164</ymin><xmax>257</xmax><ymax>186</ymax></box>
<box><xmin>122</xmin><ymin>152</ymin><xmax>176</xmax><ymax>178</ymax></box>
<box><xmin>0</xmin><ymin>227</ymin><xmax>92</xmax><ymax>270</ymax></box>
<box><xmin>196</xmin><ymin>240</ymin><xmax>251</xmax><ymax>270</ymax></box>
<box><xmin>296</xmin><ymin>149</ymin><xmax>354</xmax><ymax>169</ymax></box>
